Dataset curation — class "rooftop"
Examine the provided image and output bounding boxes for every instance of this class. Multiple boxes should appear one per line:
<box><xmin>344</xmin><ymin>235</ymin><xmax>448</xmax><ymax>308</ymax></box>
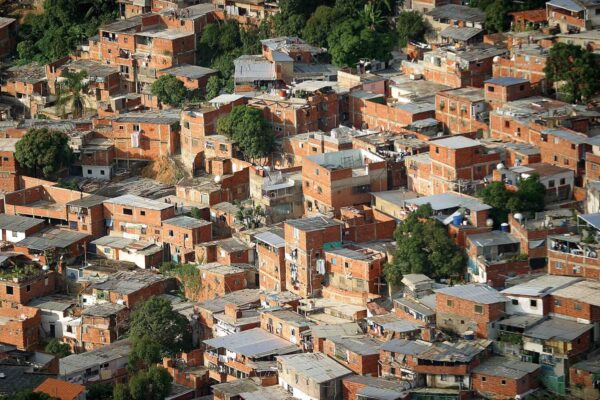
<box><xmin>203</xmin><ymin>328</ymin><xmax>298</xmax><ymax>358</ymax></box>
<box><xmin>367</xmin><ymin>314</ymin><xmax>422</xmax><ymax>333</ymax></box>
<box><xmin>286</xmin><ymin>216</ymin><xmax>341</xmax><ymax>232</ymax></box>
<box><xmin>431</xmin><ymin>135</ymin><xmax>481</xmax><ymax>149</ymax></box>
<box><xmin>263</xmin><ymin>309</ymin><xmax>314</xmax><ymax>328</ymax></box>
<box><xmin>60</xmin><ymin>339</ymin><xmax>131</xmax><ymax>375</ymax></box>
<box><xmin>91</xmin><ymin>270</ymin><xmax>169</xmax><ymax>295</ymax></box>
<box><xmin>417</xmin><ymin>340</ymin><xmax>491</xmax><ymax>363</ymax></box>
<box><xmin>405</xmin><ymin>192</ymin><xmax>492</xmax><ymax>212</ymax></box>
<box><xmin>551</xmin><ymin>280</ymin><xmax>600</xmax><ymax>307</ymax></box>
<box><xmin>440</xmin><ymin>87</ymin><xmax>485</xmax><ymax>103</ymax></box>
<box><xmin>426</xmin><ymin>4</ymin><xmax>486</xmax><ymax>22</ymax></box>
<box><xmin>381</xmin><ymin>339</ymin><xmax>431</xmax><ymax>355</ymax></box>
<box><xmin>160</xmin><ymin>64</ymin><xmax>217</xmax><ymax>79</ymax></box>
<box><xmin>29</xmin><ymin>295</ymin><xmax>77</xmax><ymax>313</ymax></box>
<box><xmin>468</xmin><ymin>231</ymin><xmax>520</xmax><ymax>248</ymax></box>
<box><xmin>0</xmin><ymin>214</ymin><xmax>44</xmax><ymax>232</ymax></box>
<box><xmin>163</xmin><ymin>215</ymin><xmax>211</xmax><ymax>229</ymax></box>
<box><xmin>328</xmin><ymin>335</ymin><xmax>382</xmax><ymax>355</ymax></box>
<box><xmin>112</xmin><ymin>110</ymin><xmax>180</xmax><ymax>124</ymax></box>
<box><xmin>471</xmin><ymin>357</ymin><xmax>539</xmax><ymax>379</ymax></box>
<box><xmin>440</xmin><ymin>26</ymin><xmax>483</xmax><ymax>42</ymax></box>
<box><xmin>16</xmin><ymin>229</ymin><xmax>88</xmax><ymax>251</ymax></box>
<box><xmin>104</xmin><ymin>194</ymin><xmax>173</xmax><ymax>211</ymax></box>
<box><xmin>35</xmin><ymin>378</ymin><xmax>85</xmax><ymax>400</ymax></box>
<box><xmin>501</xmin><ymin>275</ymin><xmax>581</xmax><ymax>297</ymax></box>
<box><xmin>309</xmin><ymin>322</ymin><xmax>363</xmax><ymax>338</ymax></box>
<box><xmin>82</xmin><ymin>302</ymin><xmax>126</xmax><ymax>317</ymax></box>
<box><xmin>524</xmin><ymin>317</ymin><xmax>593</xmax><ymax>341</ymax></box>
<box><xmin>196</xmin><ymin>289</ymin><xmax>261</xmax><ymax>313</ymax></box>
<box><xmin>435</xmin><ymin>284</ymin><xmax>507</xmax><ymax>304</ymax></box>
<box><xmin>305</xmin><ymin>148</ymin><xmax>385</xmax><ymax>170</ymax></box>
<box><xmin>277</xmin><ymin>352</ymin><xmax>353</xmax><ymax>383</ymax></box>
<box><xmin>485</xmin><ymin>77</ymin><xmax>530</xmax><ymax>86</ymax></box>
<box><xmin>254</xmin><ymin>229</ymin><xmax>285</xmax><ymax>248</ymax></box>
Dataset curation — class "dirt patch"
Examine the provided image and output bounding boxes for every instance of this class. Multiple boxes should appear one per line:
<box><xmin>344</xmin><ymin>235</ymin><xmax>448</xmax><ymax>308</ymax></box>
<box><xmin>141</xmin><ymin>156</ymin><xmax>183</xmax><ymax>185</ymax></box>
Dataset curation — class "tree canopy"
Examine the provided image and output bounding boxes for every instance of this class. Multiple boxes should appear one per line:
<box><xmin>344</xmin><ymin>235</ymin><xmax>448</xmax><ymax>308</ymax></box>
<box><xmin>327</xmin><ymin>19</ymin><xmax>394</xmax><ymax>67</ymax></box>
<box><xmin>477</xmin><ymin>175</ymin><xmax>546</xmax><ymax>225</ymax></box>
<box><xmin>303</xmin><ymin>6</ymin><xmax>339</xmax><ymax>48</ymax></box>
<box><xmin>544</xmin><ymin>43</ymin><xmax>600</xmax><ymax>104</ymax></box>
<box><xmin>113</xmin><ymin>366</ymin><xmax>172</xmax><ymax>400</ymax></box>
<box><xmin>45</xmin><ymin>338</ymin><xmax>71</xmax><ymax>358</ymax></box>
<box><xmin>151</xmin><ymin>75</ymin><xmax>188</xmax><ymax>107</ymax></box>
<box><xmin>217</xmin><ymin>105</ymin><xmax>274</xmax><ymax>161</ymax></box>
<box><xmin>128</xmin><ymin>296</ymin><xmax>192</xmax><ymax>356</ymax></box>
<box><xmin>396</xmin><ymin>11</ymin><xmax>429</xmax><ymax>48</ymax></box>
<box><xmin>15</xmin><ymin>128</ymin><xmax>73</xmax><ymax>177</ymax></box>
<box><xmin>384</xmin><ymin>204</ymin><xmax>466</xmax><ymax>285</ymax></box>
<box><xmin>17</xmin><ymin>0</ymin><xmax>118</xmax><ymax>64</ymax></box>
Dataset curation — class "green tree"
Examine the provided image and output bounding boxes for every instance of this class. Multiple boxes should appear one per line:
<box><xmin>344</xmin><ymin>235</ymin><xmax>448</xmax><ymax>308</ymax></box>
<box><xmin>384</xmin><ymin>205</ymin><xmax>466</xmax><ymax>285</ymax></box>
<box><xmin>151</xmin><ymin>75</ymin><xmax>188</xmax><ymax>107</ymax></box>
<box><xmin>545</xmin><ymin>43</ymin><xmax>600</xmax><ymax>103</ymax></box>
<box><xmin>327</xmin><ymin>19</ymin><xmax>394</xmax><ymax>66</ymax></box>
<box><xmin>190</xmin><ymin>206</ymin><xmax>203</xmax><ymax>219</ymax></box>
<box><xmin>484</xmin><ymin>0</ymin><xmax>510</xmax><ymax>33</ymax></box>
<box><xmin>113</xmin><ymin>384</ymin><xmax>131</xmax><ymax>400</ymax></box>
<box><xmin>235</xmin><ymin>203</ymin><xmax>265</xmax><ymax>229</ymax></box>
<box><xmin>477</xmin><ymin>175</ymin><xmax>546</xmax><ymax>225</ymax></box>
<box><xmin>146</xmin><ymin>366</ymin><xmax>173</xmax><ymax>400</ymax></box>
<box><xmin>129</xmin><ymin>296</ymin><xmax>192</xmax><ymax>356</ymax></box>
<box><xmin>128</xmin><ymin>335</ymin><xmax>162</xmax><ymax>370</ymax></box>
<box><xmin>87</xmin><ymin>382</ymin><xmax>113</xmax><ymax>400</ymax></box>
<box><xmin>45</xmin><ymin>338</ymin><xmax>71</xmax><ymax>358</ymax></box>
<box><xmin>334</xmin><ymin>0</ymin><xmax>367</xmax><ymax>17</ymax></box>
<box><xmin>205</xmin><ymin>75</ymin><xmax>221</xmax><ymax>101</ymax></box>
<box><xmin>2</xmin><ymin>391</ymin><xmax>54</xmax><ymax>400</ymax></box>
<box><xmin>15</xmin><ymin>128</ymin><xmax>73</xmax><ymax>177</ymax></box>
<box><xmin>17</xmin><ymin>0</ymin><xmax>118</xmax><ymax>64</ymax></box>
<box><xmin>56</xmin><ymin>70</ymin><xmax>89</xmax><ymax>118</ymax></box>
<box><xmin>217</xmin><ymin>105</ymin><xmax>274</xmax><ymax>161</ymax></box>
<box><xmin>303</xmin><ymin>6</ymin><xmax>339</xmax><ymax>48</ymax></box>
<box><xmin>396</xmin><ymin>11</ymin><xmax>429</xmax><ymax>48</ymax></box>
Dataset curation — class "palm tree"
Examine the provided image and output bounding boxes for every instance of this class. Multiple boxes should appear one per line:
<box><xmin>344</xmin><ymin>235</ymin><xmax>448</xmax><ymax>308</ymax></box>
<box><xmin>55</xmin><ymin>70</ymin><xmax>89</xmax><ymax>119</ymax></box>
<box><xmin>235</xmin><ymin>204</ymin><xmax>265</xmax><ymax>229</ymax></box>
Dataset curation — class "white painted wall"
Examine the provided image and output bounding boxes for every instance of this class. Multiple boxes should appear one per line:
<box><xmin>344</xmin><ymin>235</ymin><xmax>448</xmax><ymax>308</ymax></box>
<box><xmin>119</xmin><ymin>250</ymin><xmax>148</xmax><ymax>269</ymax></box>
<box><xmin>3</xmin><ymin>229</ymin><xmax>26</xmax><ymax>243</ymax></box>
<box><xmin>505</xmin><ymin>295</ymin><xmax>545</xmax><ymax>316</ymax></box>
<box><xmin>82</xmin><ymin>165</ymin><xmax>111</xmax><ymax>180</ymax></box>
<box><xmin>279</xmin><ymin>378</ymin><xmax>315</xmax><ymax>400</ymax></box>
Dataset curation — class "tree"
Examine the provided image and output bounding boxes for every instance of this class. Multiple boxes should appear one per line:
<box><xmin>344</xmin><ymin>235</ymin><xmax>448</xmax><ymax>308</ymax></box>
<box><xmin>129</xmin><ymin>296</ymin><xmax>192</xmax><ymax>356</ymax></box>
<box><xmin>151</xmin><ymin>75</ymin><xmax>188</xmax><ymax>107</ymax></box>
<box><xmin>87</xmin><ymin>383</ymin><xmax>113</xmax><ymax>400</ymax></box>
<box><xmin>545</xmin><ymin>43</ymin><xmax>600</xmax><ymax>103</ymax></box>
<box><xmin>327</xmin><ymin>19</ymin><xmax>394</xmax><ymax>66</ymax></box>
<box><xmin>15</xmin><ymin>128</ymin><xmax>73</xmax><ymax>177</ymax></box>
<box><xmin>56</xmin><ymin>70</ymin><xmax>89</xmax><ymax>118</ymax></box>
<box><xmin>205</xmin><ymin>75</ymin><xmax>221</xmax><ymax>101</ymax></box>
<box><xmin>113</xmin><ymin>367</ymin><xmax>172</xmax><ymax>400</ymax></box>
<box><xmin>2</xmin><ymin>391</ymin><xmax>54</xmax><ymax>400</ymax></box>
<box><xmin>235</xmin><ymin>203</ymin><xmax>265</xmax><ymax>229</ymax></box>
<box><xmin>217</xmin><ymin>105</ymin><xmax>274</xmax><ymax>161</ymax></box>
<box><xmin>396</xmin><ymin>11</ymin><xmax>429</xmax><ymax>48</ymax></box>
<box><xmin>477</xmin><ymin>175</ymin><xmax>546</xmax><ymax>225</ymax></box>
<box><xmin>384</xmin><ymin>205</ymin><xmax>466</xmax><ymax>285</ymax></box>
<box><xmin>113</xmin><ymin>384</ymin><xmax>131</xmax><ymax>400</ymax></box>
<box><xmin>303</xmin><ymin>6</ymin><xmax>339</xmax><ymax>48</ymax></box>
<box><xmin>128</xmin><ymin>335</ymin><xmax>162</xmax><ymax>370</ymax></box>
<box><xmin>16</xmin><ymin>0</ymin><xmax>118</xmax><ymax>64</ymax></box>
<box><xmin>190</xmin><ymin>206</ymin><xmax>203</xmax><ymax>219</ymax></box>
<box><xmin>483</xmin><ymin>0</ymin><xmax>510</xmax><ymax>33</ymax></box>
<box><xmin>45</xmin><ymin>338</ymin><xmax>71</xmax><ymax>358</ymax></box>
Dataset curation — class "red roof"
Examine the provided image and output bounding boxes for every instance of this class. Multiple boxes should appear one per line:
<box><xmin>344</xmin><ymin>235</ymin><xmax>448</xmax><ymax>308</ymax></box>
<box><xmin>510</xmin><ymin>9</ymin><xmax>547</xmax><ymax>23</ymax></box>
<box><xmin>35</xmin><ymin>378</ymin><xmax>85</xmax><ymax>400</ymax></box>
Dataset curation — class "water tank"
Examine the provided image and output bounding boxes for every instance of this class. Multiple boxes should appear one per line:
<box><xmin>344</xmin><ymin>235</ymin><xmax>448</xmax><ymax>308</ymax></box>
<box><xmin>463</xmin><ymin>330</ymin><xmax>475</xmax><ymax>340</ymax></box>
<box><xmin>501</xmin><ymin>222</ymin><xmax>509</xmax><ymax>232</ymax></box>
<box><xmin>486</xmin><ymin>218</ymin><xmax>494</xmax><ymax>227</ymax></box>
<box><xmin>452</xmin><ymin>215</ymin><xmax>464</xmax><ymax>226</ymax></box>
<box><xmin>514</xmin><ymin>213</ymin><xmax>524</xmax><ymax>222</ymax></box>
<box><xmin>214</xmin><ymin>175</ymin><xmax>222</xmax><ymax>184</ymax></box>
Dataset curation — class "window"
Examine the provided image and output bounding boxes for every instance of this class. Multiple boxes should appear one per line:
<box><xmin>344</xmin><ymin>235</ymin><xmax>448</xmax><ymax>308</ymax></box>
<box><xmin>123</xmin><ymin>208</ymin><xmax>133</xmax><ymax>215</ymax></box>
<box><xmin>100</xmin><ymin>170</ymin><xmax>105</xmax><ymax>175</ymax></box>
<box><xmin>26</xmin><ymin>285</ymin><xmax>31</xmax><ymax>292</ymax></box>
<box><xmin>168</xmin><ymin>230</ymin><xmax>174</xmax><ymax>237</ymax></box>
<box><xmin>140</xmin><ymin>211</ymin><xmax>146</xmax><ymax>216</ymax></box>
<box><xmin>520</xmin><ymin>84</ymin><xmax>525</xmax><ymax>91</ymax></box>
<box><xmin>575</xmin><ymin>302</ymin><xmax>582</xmax><ymax>311</ymax></box>
<box><xmin>548</xmin><ymin>180</ymin><xmax>555</xmax><ymax>188</ymax></box>
<box><xmin>133</xmin><ymin>124</ymin><xmax>140</xmax><ymax>131</ymax></box>
<box><xmin>331</xmin><ymin>258</ymin><xmax>336</xmax><ymax>265</ymax></box>
<box><xmin>554</xmin><ymin>299</ymin><xmax>561</xmax><ymax>306</ymax></box>
<box><xmin>530</xmin><ymin>299</ymin><xmax>538</xmax><ymax>308</ymax></box>
<box><xmin>505</xmin><ymin>121</ymin><xmax>510</xmax><ymax>128</ymax></box>
<box><xmin>512</xmin><ymin>299</ymin><xmax>518</xmax><ymax>305</ymax></box>
<box><xmin>66</xmin><ymin>325</ymin><xmax>72</xmax><ymax>333</ymax></box>
<box><xmin>219</xmin><ymin>144</ymin><xmax>227</xmax><ymax>152</ymax></box>
<box><xmin>184</xmin><ymin>121</ymin><xmax>190</xmax><ymax>129</ymax></box>
<box><xmin>87</xmin><ymin>169</ymin><xmax>92</xmax><ymax>174</ymax></box>
<box><xmin>487</xmin><ymin>86</ymin><xmax>495</xmax><ymax>92</ymax></box>
<box><xmin>474</xmin><ymin>304</ymin><xmax>483</xmax><ymax>314</ymax></box>
<box><xmin>501</xmin><ymin>380</ymin><xmax>506</xmax><ymax>385</ymax></box>
<box><xmin>481</xmin><ymin>376</ymin><xmax>487</xmax><ymax>382</ymax></box>
<box><xmin>560</xmin><ymin>178</ymin><xmax>566</xmax><ymax>185</ymax></box>
<box><xmin>435</xmin><ymin>147</ymin><xmax>439</xmax><ymax>154</ymax></box>
<box><xmin>6</xmin><ymin>286</ymin><xmax>13</xmax><ymax>295</ymax></box>
<box><xmin>447</xmin><ymin>299</ymin><xmax>454</xmax><ymax>307</ymax></box>
<box><xmin>315</xmin><ymin>169</ymin><xmax>319</xmax><ymax>176</ymax></box>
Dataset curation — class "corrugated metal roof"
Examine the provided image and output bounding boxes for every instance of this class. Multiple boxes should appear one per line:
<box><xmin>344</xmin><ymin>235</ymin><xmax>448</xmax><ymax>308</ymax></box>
<box><xmin>254</xmin><ymin>230</ymin><xmax>285</xmax><ymax>248</ymax></box>
<box><xmin>435</xmin><ymin>284</ymin><xmax>507</xmax><ymax>304</ymax></box>
<box><xmin>203</xmin><ymin>328</ymin><xmax>299</xmax><ymax>358</ymax></box>
<box><xmin>471</xmin><ymin>356</ymin><xmax>539</xmax><ymax>379</ymax></box>
<box><xmin>440</xmin><ymin>26</ymin><xmax>483</xmax><ymax>41</ymax></box>
<box><xmin>405</xmin><ymin>192</ymin><xmax>491</xmax><ymax>212</ymax></box>
<box><xmin>547</xmin><ymin>0</ymin><xmax>584</xmax><ymax>12</ymax></box>
<box><xmin>277</xmin><ymin>352</ymin><xmax>352</xmax><ymax>383</ymax></box>
<box><xmin>0</xmin><ymin>214</ymin><xmax>44</xmax><ymax>232</ymax></box>
<box><xmin>485</xmin><ymin>77</ymin><xmax>529</xmax><ymax>86</ymax></box>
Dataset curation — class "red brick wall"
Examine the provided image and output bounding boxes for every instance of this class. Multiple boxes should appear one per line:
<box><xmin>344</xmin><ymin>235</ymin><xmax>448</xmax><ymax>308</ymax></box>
<box><xmin>436</xmin><ymin>292</ymin><xmax>505</xmax><ymax>337</ymax></box>
<box><xmin>0</xmin><ymin>271</ymin><xmax>55</xmax><ymax>304</ymax></box>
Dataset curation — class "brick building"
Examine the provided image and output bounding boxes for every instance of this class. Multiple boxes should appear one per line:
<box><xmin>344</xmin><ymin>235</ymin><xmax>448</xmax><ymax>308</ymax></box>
<box><xmin>471</xmin><ymin>356</ymin><xmax>540</xmax><ymax>399</ymax></box>
<box><xmin>484</xmin><ymin>77</ymin><xmax>533</xmax><ymax>110</ymax></box>
<box><xmin>103</xmin><ymin>194</ymin><xmax>176</xmax><ymax>241</ymax></box>
<box><xmin>260</xmin><ymin>308</ymin><xmax>314</xmax><ymax>348</ymax></box>
<box><xmin>284</xmin><ymin>217</ymin><xmax>343</xmax><ymax>298</ymax></box>
<box><xmin>0</xmin><ymin>267</ymin><xmax>56</xmax><ymax>305</ymax></box>
<box><xmin>0</xmin><ymin>301</ymin><xmax>40</xmax><ymax>350</ymax></box>
<box><xmin>0</xmin><ymin>138</ymin><xmax>22</xmax><ymax>192</ymax></box>
<box><xmin>303</xmin><ymin>149</ymin><xmax>387</xmax><ymax>216</ymax></box>
<box><xmin>435</xmin><ymin>284</ymin><xmax>508</xmax><ymax>339</ymax></box>
<box><xmin>435</xmin><ymin>88</ymin><xmax>488</xmax><ymax>136</ymax></box>
<box><xmin>191</xmin><ymin>263</ymin><xmax>247</xmax><ymax>301</ymax></box>
<box><xmin>162</xmin><ymin>215</ymin><xmax>212</xmax><ymax>263</ymax></box>
<box><xmin>255</xmin><ymin>229</ymin><xmax>286</xmax><ymax>292</ymax></box>
<box><xmin>380</xmin><ymin>339</ymin><xmax>430</xmax><ymax>386</ymax></box>
<box><xmin>322</xmin><ymin>335</ymin><xmax>381</xmax><ymax>376</ymax></box>
<box><xmin>81</xmin><ymin>303</ymin><xmax>128</xmax><ymax>351</ymax></box>
<box><xmin>492</xmin><ymin>45</ymin><xmax>549</xmax><ymax>93</ymax></box>
<box><xmin>92</xmin><ymin>236</ymin><xmax>163</xmax><ymax>269</ymax></box>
